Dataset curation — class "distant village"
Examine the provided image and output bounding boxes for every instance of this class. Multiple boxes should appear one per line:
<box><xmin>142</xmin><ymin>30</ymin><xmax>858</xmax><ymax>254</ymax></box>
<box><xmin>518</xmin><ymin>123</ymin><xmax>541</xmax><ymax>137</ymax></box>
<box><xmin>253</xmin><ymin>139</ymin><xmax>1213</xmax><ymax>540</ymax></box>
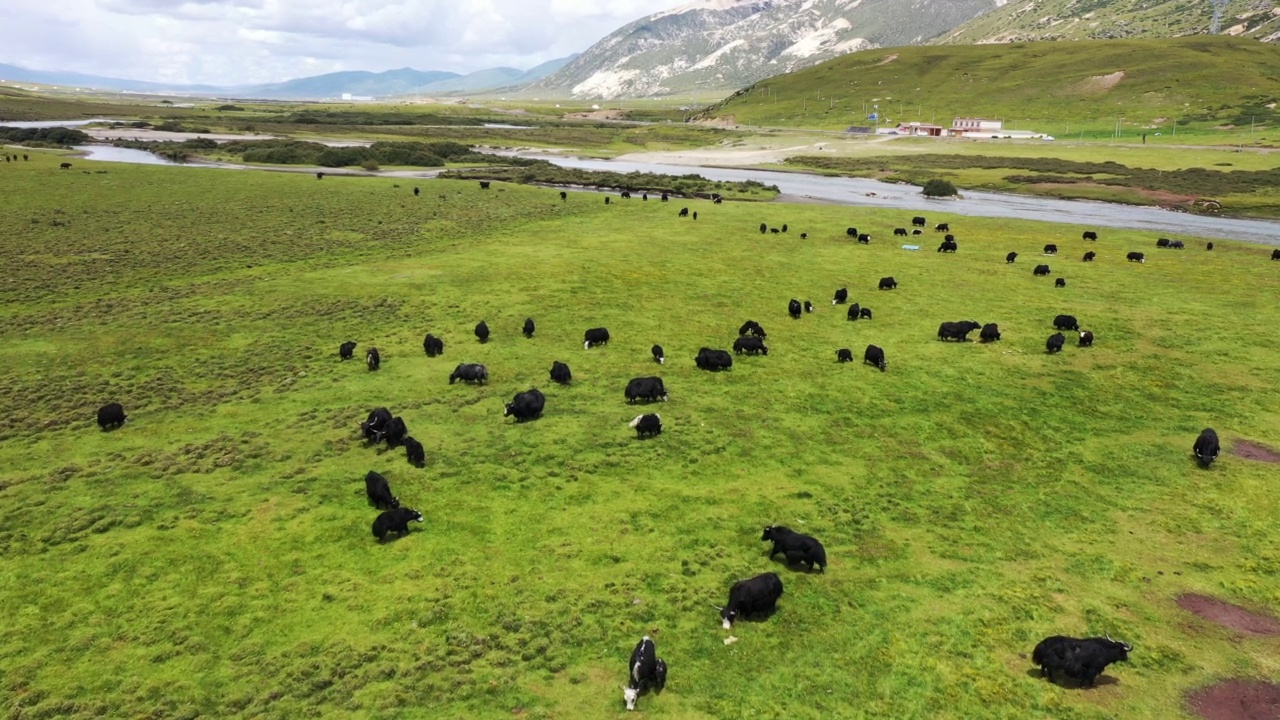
<box><xmin>849</xmin><ymin>117</ymin><xmax>1053</xmax><ymax>140</ymax></box>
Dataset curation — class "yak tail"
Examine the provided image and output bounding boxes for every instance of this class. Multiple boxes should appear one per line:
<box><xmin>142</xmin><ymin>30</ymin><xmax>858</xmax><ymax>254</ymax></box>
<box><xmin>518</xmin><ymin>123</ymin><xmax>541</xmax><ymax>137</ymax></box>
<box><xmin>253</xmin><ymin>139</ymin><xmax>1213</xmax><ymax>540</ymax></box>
<box><xmin>629</xmin><ymin>415</ymin><xmax>644</xmax><ymax>429</ymax></box>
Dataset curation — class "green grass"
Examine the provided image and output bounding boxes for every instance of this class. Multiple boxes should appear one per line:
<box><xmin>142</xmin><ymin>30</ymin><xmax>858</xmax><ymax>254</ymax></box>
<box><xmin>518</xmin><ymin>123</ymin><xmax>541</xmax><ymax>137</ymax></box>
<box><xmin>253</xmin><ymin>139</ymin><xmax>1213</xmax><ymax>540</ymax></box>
<box><xmin>2</xmin><ymin>151</ymin><xmax>1280</xmax><ymax>720</ymax></box>
<box><xmin>781</xmin><ymin>151</ymin><xmax>1280</xmax><ymax>218</ymax></box>
<box><xmin>696</xmin><ymin>37</ymin><xmax>1280</xmax><ymax>140</ymax></box>
<box><xmin>937</xmin><ymin>0</ymin><xmax>1280</xmax><ymax>45</ymax></box>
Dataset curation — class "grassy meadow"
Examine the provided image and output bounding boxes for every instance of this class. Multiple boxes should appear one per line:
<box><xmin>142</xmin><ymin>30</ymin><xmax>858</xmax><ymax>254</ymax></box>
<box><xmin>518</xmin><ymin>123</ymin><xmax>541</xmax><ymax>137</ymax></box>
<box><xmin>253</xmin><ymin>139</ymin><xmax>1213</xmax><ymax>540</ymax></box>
<box><xmin>1</xmin><ymin>152</ymin><xmax>1279</xmax><ymax>719</ymax></box>
<box><xmin>696</xmin><ymin>37</ymin><xmax>1280</xmax><ymax>143</ymax></box>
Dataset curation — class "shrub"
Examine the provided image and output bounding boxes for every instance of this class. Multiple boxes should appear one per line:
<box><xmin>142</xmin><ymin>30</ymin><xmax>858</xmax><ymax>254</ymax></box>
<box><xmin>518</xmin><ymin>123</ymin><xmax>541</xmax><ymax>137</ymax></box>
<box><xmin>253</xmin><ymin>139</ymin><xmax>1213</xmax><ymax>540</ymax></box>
<box><xmin>922</xmin><ymin>179</ymin><xmax>959</xmax><ymax>197</ymax></box>
<box><xmin>360</xmin><ymin>159</ymin><xmax>380</xmax><ymax>171</ymax></box>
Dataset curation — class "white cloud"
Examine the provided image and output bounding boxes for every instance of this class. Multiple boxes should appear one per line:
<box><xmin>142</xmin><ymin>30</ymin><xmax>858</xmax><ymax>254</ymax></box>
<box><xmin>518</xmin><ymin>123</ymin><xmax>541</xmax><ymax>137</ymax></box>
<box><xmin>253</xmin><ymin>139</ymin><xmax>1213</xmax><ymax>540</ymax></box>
<box><xmin>0</xmin><ymin>0</ymin><xmax>679</xmax><ymax>85</ymax></box>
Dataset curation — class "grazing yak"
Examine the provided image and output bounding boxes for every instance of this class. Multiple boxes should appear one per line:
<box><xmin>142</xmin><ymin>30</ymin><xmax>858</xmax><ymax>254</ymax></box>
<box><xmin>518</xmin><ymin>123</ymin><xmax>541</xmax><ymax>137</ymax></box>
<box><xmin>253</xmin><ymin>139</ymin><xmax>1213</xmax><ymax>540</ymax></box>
<box><xmin>1194</xmin><ymin>428</ymin><xmax>1220</xmax><ymax>467</ymax></box>
<box><xmin>804</xmin><ymin>301</ymin><xmax>814</xmax><ymax>313</ymax></box>
<box><xmin>560</xmin><ymin>191</ymin><xmax>567</xmax><ymax>201</ymax></box>
<box><xmin>678</xmin><ymin>207</ymin><xmax>689</xmax><ymax>217</ymax></box>
<box><xmin>878</xmin><ymin>277</ymin><xmax>897</xmax><ymax>290</ymax></box>
<box><xmin>1055</xmin><ymin>278</ymin><xmax>1067</xmax><ymax>288</ymax></box>
<box><xmin>379</xmin><ymin>416</ymin><xmax>408</xmax><ymax>448</ymax></box>
<box><xmin>651</xmin><ymin>344</ymin><xmax>665</xmax><ymax>364</ymax></box>
<box><xmin>1206</xmin><ymin>242</ymin><xmax>1214</xmax><ymax>251</ymax></box>
<box><xmin>404</xmin><ymin>437</ymin><xmax>425</xmax><ymax>467</ymax></box>
<box><xmin>1053</xmin><ymin>314</ymin><xmax>1080</xmax><ymax>331</ymax></box>
<box><xmin>622</xmin><ymin>636</ymin><xmax>667</xmax><ymax>711</ymax></box>
<box><xmin>846</xmin><ymin>227</ymin><xmax>858</xmax><ymax>238</ymax></box>
<box><xmin>788</xmin><ymin>299</ymin><xmax>802</xmax><ymax>318</ymax></box>
<box><xmin>718</xmin><ymin>572</ymin><xmax>784</xmax><ymax>629</ymax></box>
<box><xmin>1006</xmin><ymin>252</ymin><xmax>1018</xmax><ymax>264</ymax></box>
<box><xmin>625</xmin><ymin>377</ymin><xmax>669</xmax><ymax>403</ymax></box>
<box><xmin>549</xmin><ymin>361</ymin><xmax>572</xmax><ymax>385</ymax></box>
<box><xmin>864</xmin><ymin>344</ymin><xmax>887</xmax><ymax>372</ymax></box>
<box><xmin>1169</xmin><ymin>240</ymin><xmax>1185</xmax><ymax>249</ymax></box>
<box><xmin>365</xmin><ymin>471</ymin><xmax>400</xmax><ymax>509</ymax></box>
<box><xmin>372</xmin><ymin>508</ymin><xmax>424</xmax><ymax>542</ymax></box>
<box><xmin>911</xmin><ymin>229</ymin><xmax>922</xmax><ymax>236</ymax></box>
<box><xmin>1078</xmin><ymin>330</ymin><xmax>1094</xmax><ymax>347</ymax></box>
<box><xmin>478</xmin><ymin>181</ymin><xmax>490</xmax><ymax>189</ymax></box>
<box><xmin>1272</xmin><ymin>249</ymin><xmax>1280</xmax><ymax>260</ymax></box>
<box><xmin>97</xmin><ymin>402</ymin><xmax>127</xmax><ymax>430</ymax></box>
<box><xmin>423</xmin><ymin>334</ymin><xmax>444</xmax><ymax>357</ymax></box>
<box><xmin>762</xmin><ymin>525</ymin><xmax>826</xmax><ymax>572</ymax></box>
<box><xmin>522</xmin><ymin>317</ymin><xmax>535</xmax><ymax>338</ymax></box>
<box><xmin>60</xmin><ymin>162</ymin><xmax>73</xmax><ymax>170</ymax></box>
<box><xmin>1157</xmin><ymin>238</ymin><xmax>1171</xmax><ymax>248</ymax></box>
<box><xmin>1083</xmin><ymin>231</ymin><xmax>1098</xmax><ymax>241</ymax></box>
<box><xmin>503</xmin><ymin>388</ymin><xmax>546</xmax><ymax>422</ymax></box>
<box><xmin>1044</xmin><ymin>244</ymin><xmax>1059</xmax><ymax>255</ymax></box>
<box><xmin>1083</xmin><ymin>251</ymin><xmax>1096</xmax><ymax>262</ymax></box>
<box><xmin>366</xmin><ymin>347</ymin><xmax>381</xmax><ymax>371</ymax></box>
<box><xmin>695</xmin><ymin>347</ymin><xmax>733</xmax><ymax>371</ymax></box>
<box><xmin>1046</xmin><ymin>333</ymin><xmax>1066</xmax><ymax>354</ymax></box>
<box><xmin>894</xmin><ymin>228</ymin><xmax>909</xmax><ymax>237</ymax></box>
<box><xmin>836</xmin><ymin>348</ymin><xmax>854</xmax><ymax>363</ymax></box>
<box><xmin>1032</xmin><ymin>635</ymin><xmax>1131</xmax><ymax>687</ymax></box>
<box><xmin>980</xmin><ymin>323</ymin><xmax>1001</xmax><ymax>342</ymax></box>
<box><xmin>858</xmin><ymin>233</ymin><xmax>871</xmax><ymax>244</ymax></box>
<box><xmin>860</xmin><ymin>307</ymin><xmax>873</xmax><ymax>320</ymax></box>
<box><xmin>760</xmin><ymin>223</ymin><xmax>768</xmax><ymax>234</ymax></box>
<box><xmin>733</xmin><ymin>336</ymin><xmax>768</xmax><ymax>355</ymax></box>
<box><xmin>339</xmin><ymin>341</ymin><xmax>357</xmax><ymax>360</ymax></box>
<box><xmin>474</xmin><ymin>321</ymin><xmax>490</xmax><ymax>343</ymax></box>
<box><xmin>738</xmin><ymin>320</ymin><xmax>765</xmax><ymax>337</ymax></box>
<box><xmin>782</xmin><ymin>224</ymin><xmax>788</xmax><ymax>233</ymax></box>
<box><xmin>1127</xmin><ymin>251</ymin><xmax>1146</xmax><ymax>263</ymax></box>
<box><xmin>629</xmin><ymin>414</ymin><xmax>663</xmax><ymax>439</ymax></box>
<box><xmin>584</xmin><ymin>327</ymin><xmax>611</xmax><ymax>349</ymax></box>
<box><xmin>361</xmin><ymin>407</ymin><xmax>392</xmax><ymax>442</ymax></box>
<box><xmin>1034</xmin><ymin>264</ymin><xmax>1051</xmax><ymax>277</ymax></box>
<box><xmin>935</xmin><ymin>223</ymin><xmax>949</xmax><ymax>232</ymax></box>
<box><xmin>449</xmin><ymin>363</ymin><xmax>488</xmax><ymax>384</ymax></box>
<box><xmin>833</xmin><ymin>287</ymin><xmax>848</xmax><ymax>305</ymax></box>
<box><xmin>938</xmin><ymin>239</ymin><xmax>958</xmax><ymax>253</ymax></box>
<box><xmin>938</xmin><ymin>321</ymin><xmax>982</xmax><ymax>342</ymax></box>
<box><xmin>913</xmin><ymin>216</ymin><xmax>927</xmax><ymax>227</ymax></box>
<box><xmin>847</xmin><ymin>303</ymin><xmax>861</xmax><ymax>321</ymax></box>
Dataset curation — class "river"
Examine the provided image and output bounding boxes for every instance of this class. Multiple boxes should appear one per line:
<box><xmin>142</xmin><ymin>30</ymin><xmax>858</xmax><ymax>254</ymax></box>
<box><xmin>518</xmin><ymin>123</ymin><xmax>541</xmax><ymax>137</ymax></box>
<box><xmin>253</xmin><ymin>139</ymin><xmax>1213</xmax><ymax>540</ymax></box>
<box><xmin>2</xmin><ymin>118</ymin><xmax>116</xmax><ymax>128</ymax></box>
<box><xmin>61</xmin><ymin>138</ymin><xmax>1280</xmax><ymax>246</ymax></box>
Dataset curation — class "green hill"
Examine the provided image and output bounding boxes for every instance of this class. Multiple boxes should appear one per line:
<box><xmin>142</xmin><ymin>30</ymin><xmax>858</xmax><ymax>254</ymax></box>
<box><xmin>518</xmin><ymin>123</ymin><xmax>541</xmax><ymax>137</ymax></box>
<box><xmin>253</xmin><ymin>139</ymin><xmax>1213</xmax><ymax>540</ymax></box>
<box><xmin>695</xmin><ymin>36</ymin><xmax>1280</xmax><ymax>134</ymax></box>
<box><xmin>937</xmin><ymin>0</ymin><xmax>1280</xmax><ymax>45</ymax></box>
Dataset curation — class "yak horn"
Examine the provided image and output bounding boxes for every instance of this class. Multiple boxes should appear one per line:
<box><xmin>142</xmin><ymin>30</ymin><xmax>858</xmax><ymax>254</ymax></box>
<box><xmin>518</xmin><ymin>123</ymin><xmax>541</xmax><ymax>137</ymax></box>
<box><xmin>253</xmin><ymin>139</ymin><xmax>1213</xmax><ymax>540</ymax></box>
<box><xmin>709</xmin><ymin>603</ymin><xmax>723</xmax><ymax>611</ymax></box>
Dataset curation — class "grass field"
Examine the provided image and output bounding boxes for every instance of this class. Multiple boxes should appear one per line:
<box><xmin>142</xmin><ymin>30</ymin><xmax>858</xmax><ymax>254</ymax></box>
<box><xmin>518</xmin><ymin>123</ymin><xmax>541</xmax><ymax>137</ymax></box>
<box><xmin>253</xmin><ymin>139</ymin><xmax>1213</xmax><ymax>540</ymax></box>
<box><xmin>1</xmin><ymin>152</ymin><xmax>1279</xmax><ymax>719</ymax></box>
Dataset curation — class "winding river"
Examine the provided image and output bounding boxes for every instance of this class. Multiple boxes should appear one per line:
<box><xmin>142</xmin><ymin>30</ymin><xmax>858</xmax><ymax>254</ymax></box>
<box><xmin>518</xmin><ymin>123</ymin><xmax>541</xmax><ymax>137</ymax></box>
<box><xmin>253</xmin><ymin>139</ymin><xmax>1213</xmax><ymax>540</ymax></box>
<box><xmin>60</xmin><ymin>139</ymin><xmax>1280</xmax><ymax>246</ymax></box>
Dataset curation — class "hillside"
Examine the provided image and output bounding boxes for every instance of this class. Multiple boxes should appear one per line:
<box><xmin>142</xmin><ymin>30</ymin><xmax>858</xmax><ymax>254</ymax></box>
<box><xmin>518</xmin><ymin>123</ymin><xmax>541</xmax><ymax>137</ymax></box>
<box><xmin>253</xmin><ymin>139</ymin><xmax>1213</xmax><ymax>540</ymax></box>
<box><xmin>937</xmin><ymin>0</ymin><xmax>1280</xmax><ymax>45</ymax></box>
<box><xmin>526</xmin><ymin>0</ymin><xmax>1002</xmax><ymax>99</ymax></box>
<box><xmin>694</xmin><ymin>36</ymin><xmax>1280</xmax><ymax>131</ymax></box>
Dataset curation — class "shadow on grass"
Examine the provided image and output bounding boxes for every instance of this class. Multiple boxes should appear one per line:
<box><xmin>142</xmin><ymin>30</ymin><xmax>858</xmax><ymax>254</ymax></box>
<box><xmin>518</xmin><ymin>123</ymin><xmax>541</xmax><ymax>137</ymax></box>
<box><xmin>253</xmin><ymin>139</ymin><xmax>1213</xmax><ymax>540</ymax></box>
<box><xmin>1023</xmin><ymin>668</ymin><xmax>1121</xmax><ymax>689</ymax></box>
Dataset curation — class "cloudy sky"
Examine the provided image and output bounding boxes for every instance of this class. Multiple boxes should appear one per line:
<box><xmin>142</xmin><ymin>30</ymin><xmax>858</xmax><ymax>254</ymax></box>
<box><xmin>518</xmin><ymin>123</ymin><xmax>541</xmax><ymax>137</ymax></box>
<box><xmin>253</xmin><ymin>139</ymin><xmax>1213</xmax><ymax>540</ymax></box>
<box><xmin>1</xmin><ymin>0</ymin><xmax>686</xmax><ymax>85</ymax></box>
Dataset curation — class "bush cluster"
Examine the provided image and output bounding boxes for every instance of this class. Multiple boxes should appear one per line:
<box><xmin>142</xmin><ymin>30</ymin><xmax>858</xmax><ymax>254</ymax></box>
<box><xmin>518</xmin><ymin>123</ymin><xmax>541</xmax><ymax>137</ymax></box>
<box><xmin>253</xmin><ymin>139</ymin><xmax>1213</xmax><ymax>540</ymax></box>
<box><xmin>0</xmin><ymin>127</ymin><xmax>91</xmax><ymax>146</ymax></box>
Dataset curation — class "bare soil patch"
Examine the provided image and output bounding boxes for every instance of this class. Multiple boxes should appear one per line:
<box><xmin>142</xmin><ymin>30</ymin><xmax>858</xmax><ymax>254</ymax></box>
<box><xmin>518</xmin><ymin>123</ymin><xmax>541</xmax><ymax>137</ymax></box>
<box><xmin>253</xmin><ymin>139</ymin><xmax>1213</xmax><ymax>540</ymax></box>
<box><xmin>1233</xmin><ymin>440</ymin><xmax>1280</xmax><ymax>463</ymax></box>
<box><xmin>1187</xmin><ymin>680</ymin><xmax>1280</xmax><ymax>720</ymax></box>
<box><xmin>1075</xmin><ymin>71</ymin><xmax>1125</xmax><ymax>93</ymax></box>
<box><xmin>1176</xmin><ymin>594</ymin><xmax>1280</xmax><ymax>636</ymax></box>
<box><xmin>564</xmin><ymin>110</ymin><xmax>625</xmax><ymax>121</ymax></box>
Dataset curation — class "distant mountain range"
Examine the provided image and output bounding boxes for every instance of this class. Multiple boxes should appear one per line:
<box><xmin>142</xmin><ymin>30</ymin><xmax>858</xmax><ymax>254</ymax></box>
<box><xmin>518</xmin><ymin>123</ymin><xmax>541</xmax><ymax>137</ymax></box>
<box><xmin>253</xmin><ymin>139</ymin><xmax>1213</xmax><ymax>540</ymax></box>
<box><xmin>0</xmin><ymin>56</ymin><xmax>577</xmax><ymax>100</ymax></box>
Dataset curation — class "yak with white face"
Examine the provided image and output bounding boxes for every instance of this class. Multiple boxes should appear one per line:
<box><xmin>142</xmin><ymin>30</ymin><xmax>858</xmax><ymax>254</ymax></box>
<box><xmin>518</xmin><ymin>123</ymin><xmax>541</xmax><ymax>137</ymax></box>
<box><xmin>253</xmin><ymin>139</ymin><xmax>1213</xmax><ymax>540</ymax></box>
<box><xmin>717</xmin><ymin>572</ymin><xmax>783</xmax><ymax>629</ymax></box>
<box><xmin>622</xmin><ymin>635</ymin><xmax>666</xmax><ymax>710</ymax></box>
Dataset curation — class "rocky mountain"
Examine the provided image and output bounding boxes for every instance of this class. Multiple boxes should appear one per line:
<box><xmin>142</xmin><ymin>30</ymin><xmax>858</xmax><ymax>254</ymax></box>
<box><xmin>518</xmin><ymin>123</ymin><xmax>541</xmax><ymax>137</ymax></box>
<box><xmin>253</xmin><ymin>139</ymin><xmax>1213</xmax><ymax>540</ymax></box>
<box><xmin>525</xmin><ymin>0</ymin><xmax>1004</xmax><ymax>99</ymax></box>
<box><xmin>936</xmin><ymin>0</ymin><xmax>1280</xmax><ymax>45</ymax></box>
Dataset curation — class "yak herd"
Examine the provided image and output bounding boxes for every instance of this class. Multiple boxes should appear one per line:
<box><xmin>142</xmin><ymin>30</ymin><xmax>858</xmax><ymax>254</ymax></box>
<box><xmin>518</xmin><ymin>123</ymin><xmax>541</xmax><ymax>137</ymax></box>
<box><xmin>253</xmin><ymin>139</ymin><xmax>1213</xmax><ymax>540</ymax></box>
<box><xmin>85</xmin><ymin>182</ymin><xmax>1258</xmax><ymax>710</ymax></box>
